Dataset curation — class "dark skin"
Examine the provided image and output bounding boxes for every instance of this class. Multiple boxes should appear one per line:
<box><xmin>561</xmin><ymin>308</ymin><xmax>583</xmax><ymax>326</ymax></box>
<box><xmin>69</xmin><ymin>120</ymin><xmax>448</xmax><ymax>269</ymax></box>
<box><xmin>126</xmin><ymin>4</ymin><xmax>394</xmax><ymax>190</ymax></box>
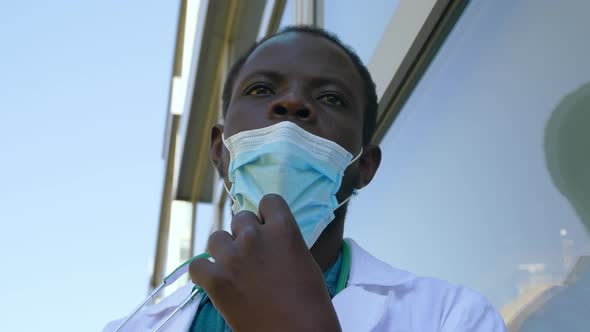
<box><xmin>189</xmin><ymin>32</ymin><xmax>382</xmax><ymax>332</ymax></box>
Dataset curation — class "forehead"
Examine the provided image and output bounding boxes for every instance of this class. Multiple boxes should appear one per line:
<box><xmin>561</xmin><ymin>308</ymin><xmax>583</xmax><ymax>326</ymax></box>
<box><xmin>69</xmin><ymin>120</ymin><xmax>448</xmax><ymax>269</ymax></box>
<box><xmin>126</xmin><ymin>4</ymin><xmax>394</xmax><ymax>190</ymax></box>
<box><xmin>237</xmin><ymin>32</ymin><xmax>363</xmax><ymax>93</ymax></box>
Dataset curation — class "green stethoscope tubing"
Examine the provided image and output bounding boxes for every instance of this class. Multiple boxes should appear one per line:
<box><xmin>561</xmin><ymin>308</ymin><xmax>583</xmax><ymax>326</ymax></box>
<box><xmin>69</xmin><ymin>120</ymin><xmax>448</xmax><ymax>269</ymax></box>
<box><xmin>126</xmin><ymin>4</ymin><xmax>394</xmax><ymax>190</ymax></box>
<box><xmin>186</xmin><ymin>240</ymin><xmax>352</xmax><ymax>296</ymax></box>
<box><xmin>114</xmin><ymin>241</ymin><xmax>351</xmax><ymax>332</ymax></box>
<box><xmin>336</xmin><ymin>239</ymin><xmax>351</xmax><ymax>294</ymax></box>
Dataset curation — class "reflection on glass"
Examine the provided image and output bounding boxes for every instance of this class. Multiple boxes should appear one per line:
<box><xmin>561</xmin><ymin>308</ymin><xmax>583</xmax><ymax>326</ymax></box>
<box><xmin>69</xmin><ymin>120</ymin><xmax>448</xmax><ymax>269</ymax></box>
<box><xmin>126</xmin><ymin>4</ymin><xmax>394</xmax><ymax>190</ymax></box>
<box><xmin>344</xmin><ymin>0</ymin><xmax>590</xmax><ymax>331</ymax></box>
<box><xmin>323</xmin><ymin>0</ymin><xmax>399</xmax><ymax>63</ymax></box>
<box><xmin>514</xmin><ymin>82</ymin><xmax>590</xmax><ymax>332</ymax></box>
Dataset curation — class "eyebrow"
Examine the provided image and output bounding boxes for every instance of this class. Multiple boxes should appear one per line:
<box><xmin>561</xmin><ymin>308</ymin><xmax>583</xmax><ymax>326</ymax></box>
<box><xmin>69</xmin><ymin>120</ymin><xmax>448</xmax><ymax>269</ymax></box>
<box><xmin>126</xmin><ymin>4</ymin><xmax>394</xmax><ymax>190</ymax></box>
<box><xmin>236</xmin><ymin>70</ymin><xmax>285</xmax><ymax>91</ymax></box>
<box><xmin>237</xmin><ymin>69</ymin><xmax>356</xmax><ymax>98</ymax></box>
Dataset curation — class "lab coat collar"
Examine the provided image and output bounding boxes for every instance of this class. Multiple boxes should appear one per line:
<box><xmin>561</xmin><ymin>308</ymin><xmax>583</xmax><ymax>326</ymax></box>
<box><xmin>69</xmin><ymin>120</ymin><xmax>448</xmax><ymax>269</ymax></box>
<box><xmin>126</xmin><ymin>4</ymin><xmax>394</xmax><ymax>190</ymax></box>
<box><xmin>138</xmin><ymin>239</ymin><xmax>415</xmax><ymax>331</ymax></box>
<box><xmin>330</xmin><ymin>239</ymin><xmax>416</xmax><ymax>331</ymax></box>
<box><xmin>143</xmin><ymin>283</ymin><xmax>196</xmax><ymax>316</ymax></box>
<box><xmin>345</xmin><ymin>238</ymin><xmax>415</xmax><ymax>287</ymax></box>
<box><xmin>139</xmin><ymin>285</ymin><xmax>202</xmax><ymax>332</ymax></box>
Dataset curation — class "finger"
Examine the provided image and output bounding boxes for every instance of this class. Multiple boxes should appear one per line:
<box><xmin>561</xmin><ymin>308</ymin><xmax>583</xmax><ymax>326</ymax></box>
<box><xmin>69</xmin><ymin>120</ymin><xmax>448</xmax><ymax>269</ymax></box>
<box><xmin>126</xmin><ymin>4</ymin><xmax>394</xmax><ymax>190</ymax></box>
<box><xmin>230</xmin><ymin>210</ymin><xmax>261</xmax><ymax>237</ymax></box>
<box><xmin>231</xmin><ymin>210</ymin><xmax>262</xmax><ymax>252</ymax></box>
<box><xmin>258</xmin><ymin>193</ymin><xmax>297</xmax><ymax>230</ymax></box>
<box><xmin>207</xmin><ymin>230</ymin><xmax>235</xmax><ymax>260</ymax></box>
<box><xmin>188</xmin><ymin>256</ymin><xmax>218</xmax><ymax>290</ymax></box>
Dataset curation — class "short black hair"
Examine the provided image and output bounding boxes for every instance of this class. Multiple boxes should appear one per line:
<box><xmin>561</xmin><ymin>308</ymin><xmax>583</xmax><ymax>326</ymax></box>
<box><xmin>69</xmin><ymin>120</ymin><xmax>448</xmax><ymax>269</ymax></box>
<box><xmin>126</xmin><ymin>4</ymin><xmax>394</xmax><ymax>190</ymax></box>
<box><xmin>221</xmin><ymin>25</ymin><xmax>378</xmax><ymax>145</ymax></box>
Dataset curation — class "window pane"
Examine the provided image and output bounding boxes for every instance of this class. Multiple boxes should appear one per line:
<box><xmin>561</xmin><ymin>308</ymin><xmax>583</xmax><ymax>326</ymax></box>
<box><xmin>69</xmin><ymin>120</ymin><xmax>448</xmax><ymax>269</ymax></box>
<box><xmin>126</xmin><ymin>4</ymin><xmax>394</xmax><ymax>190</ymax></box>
<box><xmin>346</xmin><ymin>0</ymin><xmax>590</xmax><ymax>330</ymax></box>
<box><xmin>194</xmin><ymin>203</ymin><xmax>215</xmax><ymax>255</ymax></box>
<box><xmin>323</xmin><ymin>0</ymin><xmax>399</xmax><ymax>63</ymax></box>
<box><xmin>278</xmin><ymin>0</ymin><xmax>293</xmax><ymax>30</ymax></box>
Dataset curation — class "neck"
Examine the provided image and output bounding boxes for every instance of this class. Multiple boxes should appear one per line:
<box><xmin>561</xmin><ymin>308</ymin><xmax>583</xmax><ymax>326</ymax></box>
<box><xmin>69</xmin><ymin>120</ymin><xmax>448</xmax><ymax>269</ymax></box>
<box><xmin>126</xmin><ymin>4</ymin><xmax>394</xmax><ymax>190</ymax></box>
<box><xmin>310</xmin><ymin>205</ymin><xmax>347</xmax><ymax>271</ymax></box>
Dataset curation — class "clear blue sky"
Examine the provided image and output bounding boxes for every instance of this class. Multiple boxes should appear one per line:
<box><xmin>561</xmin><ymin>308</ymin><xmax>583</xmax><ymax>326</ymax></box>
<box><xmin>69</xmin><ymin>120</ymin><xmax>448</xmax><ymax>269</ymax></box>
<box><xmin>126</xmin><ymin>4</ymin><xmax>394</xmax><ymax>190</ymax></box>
<box><xmin>0</xmin><ymin>2</ymin><xmax>177</xmax><ymax>330</ymax></box>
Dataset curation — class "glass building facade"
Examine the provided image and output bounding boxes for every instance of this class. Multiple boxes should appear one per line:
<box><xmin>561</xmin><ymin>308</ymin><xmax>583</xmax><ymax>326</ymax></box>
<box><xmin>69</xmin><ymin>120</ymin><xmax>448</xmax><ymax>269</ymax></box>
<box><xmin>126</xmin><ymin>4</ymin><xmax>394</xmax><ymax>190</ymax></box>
<box><xmin>158</xmin><ymin>1</ymin><xmax>590</xmax><ymax>330</ymax></box>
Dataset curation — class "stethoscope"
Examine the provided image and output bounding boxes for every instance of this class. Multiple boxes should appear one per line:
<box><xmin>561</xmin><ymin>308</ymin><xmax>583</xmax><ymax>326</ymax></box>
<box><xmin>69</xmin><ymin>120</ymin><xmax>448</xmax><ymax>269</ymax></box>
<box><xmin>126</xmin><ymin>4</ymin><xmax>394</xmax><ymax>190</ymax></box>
<box><xmin>114</xmin><ymin>241</ymin><xmax>352</xmax><ymax>332</ymax></box>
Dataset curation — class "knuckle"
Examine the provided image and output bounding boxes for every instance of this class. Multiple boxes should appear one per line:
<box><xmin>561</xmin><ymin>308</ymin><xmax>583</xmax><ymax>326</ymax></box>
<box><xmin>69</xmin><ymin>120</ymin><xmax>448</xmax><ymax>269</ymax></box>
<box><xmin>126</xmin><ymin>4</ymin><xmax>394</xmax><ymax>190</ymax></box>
<box><xmin>231</xmin><ymin>210</ymin><xmax>261</xmax><ymax>232</ymax></box>
<box><xmin>260</xmin><ymin>193</ymin><xmax>283</xmax><ymax>206</ymax></box>
<box><xmin>233</xmin><ymin>209</ymin><xmax>258</xmax><ymax>220</ymax></box>
<box><xmin>238</xmin><ymin>225</ymin><xmax>259</xmax><ymax>250</ymax></box>
<box><xmin>188</xmin><ymin>258</ymin><xmax>206</xmax><ymax>282</ymax></box>
<box><xmin>209</xmin><ymin>275</ymin><xmax>233</xmax><ymax>295</ymax></box>
<box><xmin>241</xmin><ymin>224</ymin><xmax>258</xmax><ymax>241</ymax></box>
<box><xmin>222</xmin><ymin>246</ymin><xmax>240</xmax><ymax>262</ymax></box>
<box><xmin>273</xmin><ymin>216</ymin><xmax>290</xmax><ymax>230</ymax></box>
<box><xmin>261</xmin><ymin>194</ymin><xmax>291</xmax><ymax>216</ymax></box>
<box><xmin>207</xmin><ymin>232</ymin><xmax>220</xmax><ymax>249</ymax></box>
<box><xmin>209</xmin><ymin>230</ymin><xmax>223</xmax><ymax>242</ymax></box>
<box><xmin>262</xmin><ymin>193</ymin><xmax>282</xmax><ymax>201</ymax></box>
<box><xmin>209</xmin><ymin>230</ymin><xmax>228</xmax><ymax>241</ymax></box>
<box><xmin>281</xmin><ymin>221</ymin><xmax>300</xmax><ymax>239</ymax></box>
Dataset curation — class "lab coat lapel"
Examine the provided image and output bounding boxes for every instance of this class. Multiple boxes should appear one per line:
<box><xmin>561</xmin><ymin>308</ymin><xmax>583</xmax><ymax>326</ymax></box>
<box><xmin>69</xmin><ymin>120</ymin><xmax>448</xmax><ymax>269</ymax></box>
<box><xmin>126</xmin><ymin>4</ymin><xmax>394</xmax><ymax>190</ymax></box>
<box><xmin>139</xmin><ymin>239</ymin><xmax>414</xmax><ymax>332</ymax></box>
<box><xmin>142</xmin><ymin>284</ymin><xmax>201</xmax><ymax>332</ymax></box>
<box><xmin>152</xmin><ymin>296</ymin><xmax>200</xmax><ymax>332</ymax></box>
<box><xmin>344</xmin><ymin>238</ymin><xmax>415</xmax><ymax>288</ymax></box>
<box><xmin>332</xmin><ymin>239</ymin><xmax>417</xmax><ymax>332</ymax></box>
<box><xmin>333</xmin><ymin>285</ymin><xmax>387</xmax><ymax>332</ymax></box>
<box><xmin>147</xmin><ymin>289</ymin><xmax>385</xmax><ymax>332</ymax></box>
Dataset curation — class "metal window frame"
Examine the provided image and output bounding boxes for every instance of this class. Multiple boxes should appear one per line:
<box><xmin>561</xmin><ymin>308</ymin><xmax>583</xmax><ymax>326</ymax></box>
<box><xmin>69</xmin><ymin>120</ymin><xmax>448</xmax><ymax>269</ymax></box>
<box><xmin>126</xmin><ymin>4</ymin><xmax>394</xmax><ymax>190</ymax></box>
<box><xmin>294</xmin><ymin>0</ymin><xmax>323</xmax><ymax>26</ymax></box>
<box><xmin>152</xmin><ymin>0</ymin><xmax>287</xmax><ymax>290</ymax></box>
<box><xmin>368</xmin><ymin>0</ymin><xmax>469</xmax><ymax>144</ymax></box>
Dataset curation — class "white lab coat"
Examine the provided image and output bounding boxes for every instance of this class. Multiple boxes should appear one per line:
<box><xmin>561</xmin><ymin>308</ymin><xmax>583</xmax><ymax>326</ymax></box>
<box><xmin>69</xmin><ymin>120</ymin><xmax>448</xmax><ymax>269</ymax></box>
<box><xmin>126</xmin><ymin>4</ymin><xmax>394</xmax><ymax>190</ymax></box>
<box><xmin>104</xmin><ymin>239</ymin><xmax>507</xmax><ymax>331</ymax></box>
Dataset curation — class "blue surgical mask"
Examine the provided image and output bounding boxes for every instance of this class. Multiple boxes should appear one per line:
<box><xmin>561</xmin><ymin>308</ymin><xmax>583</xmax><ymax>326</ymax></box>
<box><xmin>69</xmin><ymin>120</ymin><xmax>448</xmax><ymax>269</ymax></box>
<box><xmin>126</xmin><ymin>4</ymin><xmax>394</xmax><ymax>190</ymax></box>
<box><xmin>222</xmin><ymin>121</ymin><xmax>362</xmax><ymax>248</ymax></box>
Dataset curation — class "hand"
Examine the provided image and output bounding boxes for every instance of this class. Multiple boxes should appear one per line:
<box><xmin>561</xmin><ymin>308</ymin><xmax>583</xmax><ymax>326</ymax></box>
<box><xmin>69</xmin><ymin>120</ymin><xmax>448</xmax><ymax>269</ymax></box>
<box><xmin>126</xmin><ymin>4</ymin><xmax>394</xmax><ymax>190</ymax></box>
<box><xmin>189</xmin><ymin>194</ymin><xmax>342</xmax><ymax>332</ymax></box>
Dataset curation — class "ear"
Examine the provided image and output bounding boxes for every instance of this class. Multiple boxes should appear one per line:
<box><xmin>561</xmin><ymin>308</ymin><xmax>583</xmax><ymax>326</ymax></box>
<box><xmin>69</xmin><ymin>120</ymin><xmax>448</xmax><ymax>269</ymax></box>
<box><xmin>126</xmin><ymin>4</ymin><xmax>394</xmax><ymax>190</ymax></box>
<box><xmin>210</xmin><ymin>124</ymin><xmax>225</xmax><ymax>177</ymax></box>
<box><xmin>356</xmin><ymin>144</ymin><xmax>381</xmax><ymax>189</ymax></box>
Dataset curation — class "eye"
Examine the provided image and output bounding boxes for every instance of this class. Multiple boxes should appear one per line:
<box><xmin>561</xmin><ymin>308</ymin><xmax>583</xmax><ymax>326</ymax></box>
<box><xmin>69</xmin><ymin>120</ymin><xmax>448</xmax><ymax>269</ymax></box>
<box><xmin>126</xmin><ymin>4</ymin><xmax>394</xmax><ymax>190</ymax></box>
<box><xmin>318</xmin><ymin>93</ymin><xmax>346</xmax><ymax>107</ymax></box>
<box><xmin>245</xmin><ymin>83</ymin><xmax>274</xmax><ymax>96</ymax></box>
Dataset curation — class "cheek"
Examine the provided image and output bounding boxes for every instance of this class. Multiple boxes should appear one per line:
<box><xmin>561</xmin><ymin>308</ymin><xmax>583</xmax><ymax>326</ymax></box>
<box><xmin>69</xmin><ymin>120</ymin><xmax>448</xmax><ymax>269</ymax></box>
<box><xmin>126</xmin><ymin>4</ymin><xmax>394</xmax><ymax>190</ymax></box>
<box><xmin>219</xmin><ymin>145</ymin><xmax>231</xmax><ymax>180</ymax></box>
<box><xmin>321</xmin><ymin>116</ymin><xmax>363</xmax><ymax>154</ymax></box>
<box><xmin>224</xmin><ymin>99</ymin><xmax>274</xmax><ymax>136</ymax></box>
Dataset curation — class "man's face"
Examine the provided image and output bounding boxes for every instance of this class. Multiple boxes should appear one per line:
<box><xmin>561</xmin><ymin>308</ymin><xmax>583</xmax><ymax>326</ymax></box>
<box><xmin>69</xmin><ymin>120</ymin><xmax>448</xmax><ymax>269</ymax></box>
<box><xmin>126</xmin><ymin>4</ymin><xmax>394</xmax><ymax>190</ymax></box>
<box><xmin>212</xmin><ymin>32</ymin><xmax>377</xmax><ymax>201</ymax></box>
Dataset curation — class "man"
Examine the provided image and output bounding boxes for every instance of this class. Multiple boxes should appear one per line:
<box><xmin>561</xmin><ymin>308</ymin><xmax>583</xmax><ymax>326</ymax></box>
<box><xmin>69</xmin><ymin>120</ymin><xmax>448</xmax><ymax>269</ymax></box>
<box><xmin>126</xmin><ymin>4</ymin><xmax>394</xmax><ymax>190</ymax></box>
<box><xmin>105</xmin><ymin>26</ymin><xmax>506</xmax><ymax>332</ymax></box>
<box><xmin>515</xmin><ymin>82</ymin><xmax>590</xmax><ymax>332</ymax></box>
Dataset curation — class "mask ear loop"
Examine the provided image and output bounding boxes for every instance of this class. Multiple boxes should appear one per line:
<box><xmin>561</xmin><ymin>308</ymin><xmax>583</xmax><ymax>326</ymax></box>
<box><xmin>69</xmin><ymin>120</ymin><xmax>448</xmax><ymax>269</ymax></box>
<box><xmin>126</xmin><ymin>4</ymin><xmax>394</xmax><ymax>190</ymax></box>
<box><xmin>335</xmin><ymin>147</ymin><xmax>364</xmax><ymax>211</ymax></box>
<box><xmin>348</xmin><ymin>147</ymin><xmax>363</xmax><ymax>165</ymax></box>
<box><xmin>221</xmin><ymin>133</ymin><xmax>239</xmax><ymax>208</ymax></box>
<box><xmin>223</xmin><ymin>181</ymin><xmax>238</xmax><ymax>206</ymax></box>
<box><xmin>335</xmin><ymin>188</ymin><xmax>361</xmax><ymax>210</ymax></box>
